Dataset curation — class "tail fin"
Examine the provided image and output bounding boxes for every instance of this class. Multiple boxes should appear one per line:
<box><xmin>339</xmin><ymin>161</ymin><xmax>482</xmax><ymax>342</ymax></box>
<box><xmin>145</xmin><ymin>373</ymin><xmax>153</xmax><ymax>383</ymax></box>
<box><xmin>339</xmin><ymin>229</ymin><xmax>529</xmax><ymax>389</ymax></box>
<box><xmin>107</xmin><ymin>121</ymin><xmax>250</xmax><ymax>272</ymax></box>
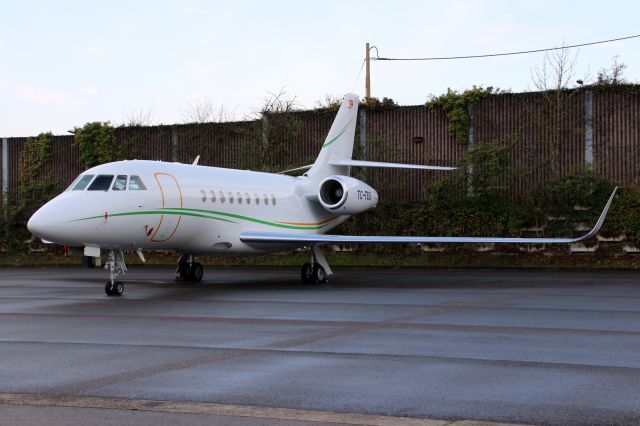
<box><xmin>306</xmin><ymin>93</ymin><xmax>359</xmax><ymax>181</ymax></box>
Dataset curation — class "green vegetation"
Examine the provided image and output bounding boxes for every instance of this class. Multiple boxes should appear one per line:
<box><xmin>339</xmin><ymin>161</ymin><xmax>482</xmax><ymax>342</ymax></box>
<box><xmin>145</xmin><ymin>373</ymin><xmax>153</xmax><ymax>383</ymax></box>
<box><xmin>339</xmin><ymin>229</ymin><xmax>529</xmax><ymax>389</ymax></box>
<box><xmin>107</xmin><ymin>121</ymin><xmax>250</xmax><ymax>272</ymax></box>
<box><xmin>361</xmin><ymin>97</ymin><xmax>398</xmax><ymax>111</ymax></box>
<box><xmin>72</xmin><ymin>121</ymin><xmax>119</xmax><ymax>168</ymax></box>
<box><xmin>337</xmin><ymin>170</ymin><xmax>636</xmax><ymax>252</ymax></box>
<box><xmin>426</xmin><ymin>86</ymin><xmax>503</xmax><ymax>144</ymax></box>
<box><xmin>3</xmin><ymin>250</ymin><xmax>640</xmax><ymax>269</ymax></box>
<box><xmin>1</xmin><ymin>132</ymin><xmax>59</xmax><ymax>249</ymax></box>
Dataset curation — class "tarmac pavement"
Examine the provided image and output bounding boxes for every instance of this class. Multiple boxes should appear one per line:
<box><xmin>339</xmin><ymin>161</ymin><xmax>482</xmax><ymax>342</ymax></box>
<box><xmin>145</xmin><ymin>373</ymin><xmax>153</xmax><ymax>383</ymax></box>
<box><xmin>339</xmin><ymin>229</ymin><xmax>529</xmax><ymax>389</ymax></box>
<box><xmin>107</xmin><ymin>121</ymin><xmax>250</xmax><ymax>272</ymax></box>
<box><xmin>0</xmin><ymin>266</ymin><xmax>639</xmax><ymax>425</ymax></box>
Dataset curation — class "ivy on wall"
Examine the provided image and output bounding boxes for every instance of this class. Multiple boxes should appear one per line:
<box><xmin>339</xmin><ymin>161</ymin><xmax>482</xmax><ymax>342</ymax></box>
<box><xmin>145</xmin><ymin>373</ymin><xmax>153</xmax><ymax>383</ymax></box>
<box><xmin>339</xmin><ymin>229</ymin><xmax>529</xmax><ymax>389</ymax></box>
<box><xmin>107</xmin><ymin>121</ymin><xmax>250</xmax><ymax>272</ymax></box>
<box><xmin>426</xmin><ymin>86</ymin><xmax>502</xmax><ymax>144</ymax></box>
<box><xmin>2</xmin><ymin>132</ymin><xmax>59</xmax><ymax>249</ymax></box>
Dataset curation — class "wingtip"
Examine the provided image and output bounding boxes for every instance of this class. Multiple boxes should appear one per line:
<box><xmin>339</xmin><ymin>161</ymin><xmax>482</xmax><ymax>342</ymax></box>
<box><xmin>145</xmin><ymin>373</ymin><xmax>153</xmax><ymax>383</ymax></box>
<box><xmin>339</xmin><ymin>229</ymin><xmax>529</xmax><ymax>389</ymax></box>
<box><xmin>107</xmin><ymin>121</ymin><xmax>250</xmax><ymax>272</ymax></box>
<box><xmin>574</xmin><ymin>186</ymin><xmax>618</xmax><ymax>243</ymax></box>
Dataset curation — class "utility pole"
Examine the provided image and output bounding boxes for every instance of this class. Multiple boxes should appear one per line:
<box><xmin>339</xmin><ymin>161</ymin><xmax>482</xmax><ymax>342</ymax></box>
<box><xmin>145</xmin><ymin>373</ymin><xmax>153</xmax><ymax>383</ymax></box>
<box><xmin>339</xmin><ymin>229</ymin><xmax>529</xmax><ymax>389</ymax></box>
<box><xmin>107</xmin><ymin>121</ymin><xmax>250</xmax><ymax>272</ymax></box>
<box><xmin>365</xmin><ymin>42</ymin><xmax>371</xmax><ymax>99</ymax></box>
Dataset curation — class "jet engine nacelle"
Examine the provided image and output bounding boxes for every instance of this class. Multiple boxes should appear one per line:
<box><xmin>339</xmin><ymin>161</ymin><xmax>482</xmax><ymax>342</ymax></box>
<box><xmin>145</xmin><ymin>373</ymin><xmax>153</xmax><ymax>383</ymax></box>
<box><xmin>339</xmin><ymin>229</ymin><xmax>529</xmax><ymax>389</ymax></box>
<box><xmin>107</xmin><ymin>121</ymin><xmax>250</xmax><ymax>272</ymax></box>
<box><xmin>318</xmin><ymin>175</ymin><xmax>378</xmax><ymax>215</ymax></box>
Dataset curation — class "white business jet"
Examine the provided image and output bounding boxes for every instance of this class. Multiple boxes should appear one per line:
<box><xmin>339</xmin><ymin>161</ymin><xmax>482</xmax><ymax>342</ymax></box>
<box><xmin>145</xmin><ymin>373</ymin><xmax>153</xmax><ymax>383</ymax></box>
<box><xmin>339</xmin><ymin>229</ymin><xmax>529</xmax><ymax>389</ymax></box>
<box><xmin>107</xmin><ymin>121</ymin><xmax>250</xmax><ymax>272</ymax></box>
<box><xmin>27</xmin><ymin>93</ymin><xmax>617</xmax><ymax>296</ymax></box>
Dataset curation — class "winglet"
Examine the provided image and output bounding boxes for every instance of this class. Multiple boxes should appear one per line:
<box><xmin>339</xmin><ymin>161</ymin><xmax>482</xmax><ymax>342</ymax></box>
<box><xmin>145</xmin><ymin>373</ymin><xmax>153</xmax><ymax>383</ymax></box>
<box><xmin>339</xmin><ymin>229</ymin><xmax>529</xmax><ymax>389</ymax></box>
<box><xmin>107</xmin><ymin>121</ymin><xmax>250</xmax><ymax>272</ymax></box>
<box><xmin>572</xmin><ymin>186</ymin><xmax>618</xmax><ymax>243</ymax></box>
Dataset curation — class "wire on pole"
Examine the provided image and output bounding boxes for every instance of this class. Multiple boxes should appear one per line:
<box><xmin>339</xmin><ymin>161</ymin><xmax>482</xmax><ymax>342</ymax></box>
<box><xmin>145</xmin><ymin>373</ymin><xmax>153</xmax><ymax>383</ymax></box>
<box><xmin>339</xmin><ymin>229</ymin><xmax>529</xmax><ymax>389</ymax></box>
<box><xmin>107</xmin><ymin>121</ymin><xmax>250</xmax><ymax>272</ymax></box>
<box><xmin>372</xmin><ymin>34</ymin><xmax>640</xmax><ymax>62</ymax></box>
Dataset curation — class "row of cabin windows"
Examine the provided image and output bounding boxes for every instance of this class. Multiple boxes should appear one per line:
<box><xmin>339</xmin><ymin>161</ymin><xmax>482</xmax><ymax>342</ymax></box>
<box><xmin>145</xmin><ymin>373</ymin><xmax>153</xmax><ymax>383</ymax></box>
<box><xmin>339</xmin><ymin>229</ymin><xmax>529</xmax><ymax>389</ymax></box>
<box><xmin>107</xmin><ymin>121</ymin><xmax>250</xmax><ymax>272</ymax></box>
<box><xmin>70</xmin><ymin>174</ymin><xmax>147</xmax><ymax>191</ymax></box>
<box><xmin>200</xmin><ymin>190</ymin><xmax>276</xmax><ymax>206</ymax></box>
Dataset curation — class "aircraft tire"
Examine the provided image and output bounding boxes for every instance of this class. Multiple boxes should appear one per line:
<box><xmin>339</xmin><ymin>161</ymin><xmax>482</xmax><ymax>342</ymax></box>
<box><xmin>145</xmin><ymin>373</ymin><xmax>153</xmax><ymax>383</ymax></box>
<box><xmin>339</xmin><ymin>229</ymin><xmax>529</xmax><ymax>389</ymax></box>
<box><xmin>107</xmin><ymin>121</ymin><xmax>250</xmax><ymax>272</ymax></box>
<box><xmin>301</xmin><ymin>263</ymin><xmax>314</xmax><ymax>284</ymax></box>
<box><xmin>104</xmin><ymin>281</ymin><xmax>114</xmax><ymax>296</ymax></box>
<box><xmin>188</xmin><ymin>263</ymin><xmax>204</xmax><ymax>282</ymax></box>
<box><xmin>113</xmin><ymin>281</ymin><xmax>124</xmax><ymax>296</ymax></box>
<box><xmin>312</xmin><ymin>264</ymin><xmax>328</xmax><ymax>284</ymax></box>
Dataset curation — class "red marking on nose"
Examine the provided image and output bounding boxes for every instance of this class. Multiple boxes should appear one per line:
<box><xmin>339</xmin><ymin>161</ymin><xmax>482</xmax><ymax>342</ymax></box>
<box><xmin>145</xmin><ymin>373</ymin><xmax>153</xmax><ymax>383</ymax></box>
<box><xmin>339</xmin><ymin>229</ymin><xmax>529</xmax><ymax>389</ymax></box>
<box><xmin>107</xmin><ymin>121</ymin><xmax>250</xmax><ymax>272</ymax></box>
<box><xmin>145</xmin><ymin>226</ymin><xmax>154</xmax><ymax>237</ymax></box>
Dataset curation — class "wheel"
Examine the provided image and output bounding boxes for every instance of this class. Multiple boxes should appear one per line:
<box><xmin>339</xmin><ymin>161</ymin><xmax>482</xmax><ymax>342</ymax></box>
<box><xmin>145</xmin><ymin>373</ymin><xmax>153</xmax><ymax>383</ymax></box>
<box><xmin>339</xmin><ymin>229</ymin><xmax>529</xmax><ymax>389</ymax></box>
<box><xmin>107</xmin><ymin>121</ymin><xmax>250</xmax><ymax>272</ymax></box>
<box><xmin>187</xmin><ymin>263</ymin><xmax>204</xmax><ymax>282</ymax></box>
<box><xmin>105</xmin><ymin>281</ymin><xmax>114</xmax><ymax>296</ymax></box>
<box><xmin>113</xmin><ymin>281</ymin><xmax>124</xmax><ymax>296</ymax></box>
<box><xmin>301</xmin><ymin>263</ymin><xmax>314</xmax><ymax>283</ymax></box>
<box><xmin>312</xmin><ymin>264</ymin><xmax>328</xmax><ymax>284</ymax></box>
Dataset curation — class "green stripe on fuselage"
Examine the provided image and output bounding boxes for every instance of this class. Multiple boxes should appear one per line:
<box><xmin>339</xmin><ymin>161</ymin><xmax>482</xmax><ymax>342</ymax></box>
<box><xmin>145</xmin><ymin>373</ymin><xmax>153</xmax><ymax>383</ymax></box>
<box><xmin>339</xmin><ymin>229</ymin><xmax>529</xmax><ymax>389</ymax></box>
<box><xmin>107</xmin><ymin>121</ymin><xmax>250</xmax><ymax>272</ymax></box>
<box><xmin>158</xmin><ymin>207</ymin><xmax>334</xmax><ymax>230</ymax></box>
<box><xmin>72</xmin><ymin>208</ymin><xmax>335</xmax><ymax>230</ymax></box>
<box><xmin>72</xmin><ymin>210</ymin><xmax>236</xmax><ymax>223</ymax></box>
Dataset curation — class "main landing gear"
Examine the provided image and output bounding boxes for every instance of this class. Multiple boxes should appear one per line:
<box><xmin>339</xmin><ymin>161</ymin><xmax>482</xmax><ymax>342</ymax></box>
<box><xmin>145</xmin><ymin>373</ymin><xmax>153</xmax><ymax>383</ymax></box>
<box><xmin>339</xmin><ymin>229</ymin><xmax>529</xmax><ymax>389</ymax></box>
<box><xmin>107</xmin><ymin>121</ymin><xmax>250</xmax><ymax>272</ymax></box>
<box><xmin>105</xmin><ymin>249</ymin><xmax>127</xmax><ymax>296</ymax></box>
<box><xmin>176</xmin><ymin>254</ymin><xmax>204</xmax><ymax>282</ymax></box>
<box><xmin>301</xmin><ymin>245</ymin><xmax>332</xmax><ymax>284</ymax></box>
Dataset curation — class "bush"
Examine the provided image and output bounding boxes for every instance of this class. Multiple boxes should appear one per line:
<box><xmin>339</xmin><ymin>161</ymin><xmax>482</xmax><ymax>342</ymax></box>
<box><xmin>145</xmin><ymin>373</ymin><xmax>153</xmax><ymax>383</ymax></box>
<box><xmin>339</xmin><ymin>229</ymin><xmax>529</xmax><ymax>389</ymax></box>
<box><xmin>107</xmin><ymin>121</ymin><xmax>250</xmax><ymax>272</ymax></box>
<box><xmin>337</xmin><ymin>170</ymin><xmax>629</xmax><ymax>245</ymax></box>
<box><xmin>72</xmin><ymin>122</ymin><xmax>119</xmax><ymax>168</ymax></box>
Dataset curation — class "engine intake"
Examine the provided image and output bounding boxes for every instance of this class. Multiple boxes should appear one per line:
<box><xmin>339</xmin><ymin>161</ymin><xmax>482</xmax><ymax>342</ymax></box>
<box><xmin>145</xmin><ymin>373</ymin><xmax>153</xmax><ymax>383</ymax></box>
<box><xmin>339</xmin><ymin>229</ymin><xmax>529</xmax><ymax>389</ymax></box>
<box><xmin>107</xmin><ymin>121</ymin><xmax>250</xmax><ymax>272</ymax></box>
<box><xmin>318</xmin><ymin>176</ymin><xmax>378</xmax><ymax>215</ymax></box>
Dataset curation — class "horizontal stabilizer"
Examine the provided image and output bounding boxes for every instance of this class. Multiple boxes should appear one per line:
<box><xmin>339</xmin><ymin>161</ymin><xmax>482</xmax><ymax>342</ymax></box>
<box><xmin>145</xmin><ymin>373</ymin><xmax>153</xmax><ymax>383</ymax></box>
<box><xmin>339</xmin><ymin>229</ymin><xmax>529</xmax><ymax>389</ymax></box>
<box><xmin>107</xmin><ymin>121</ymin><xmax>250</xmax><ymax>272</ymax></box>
<box><xmin>329</xmin><ymin>159</ymin><xmax>456</xmax><ymax>171</ymax></box>
<box><xmin>278</xmin><ymin>164</ymin><xmax>313</xmax><ymax>174</ymax></box>
<box><xmin>241</xmin><ymin>187</ymin><xmax>617</xmax><ymax>246</ymax></box>
<box><xmin>278</xmin><ymin>160</ymin><xmax>456</xmax><ymax>174</ymax></box>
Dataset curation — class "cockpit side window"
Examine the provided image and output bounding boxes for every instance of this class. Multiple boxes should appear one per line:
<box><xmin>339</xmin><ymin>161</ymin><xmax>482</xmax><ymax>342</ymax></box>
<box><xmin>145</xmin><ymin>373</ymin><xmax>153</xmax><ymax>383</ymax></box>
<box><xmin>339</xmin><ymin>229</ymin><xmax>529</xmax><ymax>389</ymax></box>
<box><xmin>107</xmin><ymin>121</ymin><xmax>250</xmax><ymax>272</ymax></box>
<box><xmin>71</xmin><ymin>174</ymin><xmax>94</xmax><ymax>191</ymax></box>
<box><xmin>112</xmin><ymin>175</ymin><xmax>128</xmax><ymax>191</ymax></box>
<box><xmin>128</xmin><ymin>175</ymin><xmax>147</xmax><ymax>190</ymax></box>
<box><xmin>87</xmin><ymin>175</ymin><xmax>114</xmax><ymax>191</ymax></box>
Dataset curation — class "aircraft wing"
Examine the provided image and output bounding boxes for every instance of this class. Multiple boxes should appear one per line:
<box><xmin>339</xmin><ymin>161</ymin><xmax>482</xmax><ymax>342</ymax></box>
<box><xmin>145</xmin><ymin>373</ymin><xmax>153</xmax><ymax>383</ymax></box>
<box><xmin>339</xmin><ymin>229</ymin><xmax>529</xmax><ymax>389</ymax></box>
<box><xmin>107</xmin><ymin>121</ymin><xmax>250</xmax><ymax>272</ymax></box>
<box><xmin>240</xmin><ymin>187</ymin><xmax>617</xmax><ymax>246</ymax></box>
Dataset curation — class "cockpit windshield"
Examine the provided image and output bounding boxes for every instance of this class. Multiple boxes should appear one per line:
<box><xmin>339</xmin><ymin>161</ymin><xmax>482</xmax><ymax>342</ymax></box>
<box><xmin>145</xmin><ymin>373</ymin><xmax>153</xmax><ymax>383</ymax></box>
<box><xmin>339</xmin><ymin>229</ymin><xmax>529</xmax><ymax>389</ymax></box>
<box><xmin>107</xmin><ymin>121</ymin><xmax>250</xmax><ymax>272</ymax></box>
<box><xmin>67</xmin><ymin>174</ymin><xmax>147</xmax><ymax>192</ymax></box>
<box><xmin>71</xmin><ymin>174</ymin><xmax>95</xmax><ymax>191</ymax></box>
<box><xmin>88</xmin><ymin>175</ymin><xmax>114</xmax><ymax>191</ymax></box>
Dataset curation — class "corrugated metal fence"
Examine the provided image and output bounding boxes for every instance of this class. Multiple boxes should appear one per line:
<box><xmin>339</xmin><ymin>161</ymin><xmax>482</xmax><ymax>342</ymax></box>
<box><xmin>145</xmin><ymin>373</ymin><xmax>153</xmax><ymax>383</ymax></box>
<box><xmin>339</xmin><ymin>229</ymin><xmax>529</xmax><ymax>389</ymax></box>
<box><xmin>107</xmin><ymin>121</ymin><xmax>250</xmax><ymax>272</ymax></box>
<box><xmin>2</xmin><ymin>87</ymin><xmax>639</xmax><ymax>210</ymax></box>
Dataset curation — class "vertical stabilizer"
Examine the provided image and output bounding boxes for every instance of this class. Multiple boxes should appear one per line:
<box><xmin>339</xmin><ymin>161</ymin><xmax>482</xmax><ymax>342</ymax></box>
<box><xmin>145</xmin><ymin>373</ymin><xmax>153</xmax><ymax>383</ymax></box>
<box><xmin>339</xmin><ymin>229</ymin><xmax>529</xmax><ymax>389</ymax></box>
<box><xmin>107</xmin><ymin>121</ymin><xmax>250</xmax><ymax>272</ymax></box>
<box><xmin>306</xmin><ymin>93</ymin><xmax>359</xmax><ymax>181</ymax></box>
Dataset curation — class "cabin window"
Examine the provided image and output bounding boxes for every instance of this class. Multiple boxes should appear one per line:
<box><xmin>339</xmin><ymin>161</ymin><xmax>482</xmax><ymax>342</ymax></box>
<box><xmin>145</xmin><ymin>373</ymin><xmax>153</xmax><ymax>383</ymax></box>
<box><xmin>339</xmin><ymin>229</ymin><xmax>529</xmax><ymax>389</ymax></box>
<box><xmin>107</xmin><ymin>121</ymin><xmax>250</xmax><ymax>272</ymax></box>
<box><xmin>112</xmin><ymin>175</ymin><xmax>127</xmax><ymax>191</ymax></box>
<box><xmin>72</xmin><ymin>174</ymin><xmax>94</xmax><ymax>191</ymax></box>
<box><xmin>271</xmin><ymin>194</ymin><xmax>276</xmax><ymax>206</ymax></box>
<box><xmin>219</xmin><ymin>190</ymin><xmax>225</xmax><ymax>203</ymax></box>
<box><xmin>255</xmin><ymin>193</ymin><xmax>260</xmax><ymax>205</ymax></box>
<box><xmin>87</xmin><ymin>175</ymin><xmax>114</xmax><ymax>191</ymax></box>
<box><xmin>228</xmin><ymin>191</ymin><xmax>234</xmax><ymax>204</ymax></box>
<box><xmin>245</xmin><ymin>193</ymin><xmax>250</xmax><ymax>204</ymax></box>
<box><xmin>264</xmin><ymin>194</ymin><xmax>269</xmax><ymax>205</ymax></box>
<box><xmin>237</xmin><ymin>192</ymin><xmax>242</xmax><ymax>204</ymax></box>
<box><xmin>129</xmin><ymin>175</ymin><xmax>147</xmax><ymax>190</ymax></box>
<box><xmin>210</xmin><ymin>190</ymin><xmax>216</xmax><ymax>203</ymax></box>
<box><xmin>200</xmin><ymin>189</ymin><xmax>207</xmax><ymax>202</ymax></box>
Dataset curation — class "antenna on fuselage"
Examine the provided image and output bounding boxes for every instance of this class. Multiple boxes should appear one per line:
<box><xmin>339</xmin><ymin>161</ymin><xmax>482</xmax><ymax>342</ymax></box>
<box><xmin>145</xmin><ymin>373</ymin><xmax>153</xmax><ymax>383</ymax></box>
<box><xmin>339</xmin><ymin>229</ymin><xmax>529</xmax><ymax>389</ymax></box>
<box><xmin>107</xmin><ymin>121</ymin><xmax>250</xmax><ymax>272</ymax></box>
<box><xmin>192</xmin><ymin>155</ymin><xmax>200</xmax><ymax>165</ymax></box>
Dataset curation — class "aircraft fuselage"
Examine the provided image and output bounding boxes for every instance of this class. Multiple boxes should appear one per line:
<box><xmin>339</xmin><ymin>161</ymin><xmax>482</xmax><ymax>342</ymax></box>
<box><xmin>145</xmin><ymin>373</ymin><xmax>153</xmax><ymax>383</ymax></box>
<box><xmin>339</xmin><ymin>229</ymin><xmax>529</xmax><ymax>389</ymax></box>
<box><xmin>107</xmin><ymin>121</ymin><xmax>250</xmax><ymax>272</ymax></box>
<box><xmin>28</xmin><ymin>160</ymin><xmax>348</xmax><ymax>255</ymax></box>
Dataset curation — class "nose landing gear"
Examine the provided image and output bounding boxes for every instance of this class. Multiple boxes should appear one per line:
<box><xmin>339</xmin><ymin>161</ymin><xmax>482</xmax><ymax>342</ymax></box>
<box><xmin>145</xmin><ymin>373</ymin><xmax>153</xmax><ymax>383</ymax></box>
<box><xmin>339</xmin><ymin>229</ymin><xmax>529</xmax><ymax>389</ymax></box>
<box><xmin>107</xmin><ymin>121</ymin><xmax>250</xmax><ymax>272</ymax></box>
<box><xmin>105</xmin><ymin>280</ymin><xmax>124</xmax><ymax>296</ymax></box>
<box><xmin>105</xmin><ymin>249</ymin><xmax>127</xmax><ymax>296</ymax></box>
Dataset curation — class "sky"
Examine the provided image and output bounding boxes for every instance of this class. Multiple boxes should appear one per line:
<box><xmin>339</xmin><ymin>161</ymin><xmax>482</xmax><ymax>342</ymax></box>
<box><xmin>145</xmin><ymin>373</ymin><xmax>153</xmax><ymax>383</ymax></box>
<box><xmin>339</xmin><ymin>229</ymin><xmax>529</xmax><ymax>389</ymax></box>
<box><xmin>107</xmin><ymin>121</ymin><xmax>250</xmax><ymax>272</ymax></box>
<box><xmin>1</xmin><ymin>0</ymin><xmax>639</xmax><ymax>137</ymax></box>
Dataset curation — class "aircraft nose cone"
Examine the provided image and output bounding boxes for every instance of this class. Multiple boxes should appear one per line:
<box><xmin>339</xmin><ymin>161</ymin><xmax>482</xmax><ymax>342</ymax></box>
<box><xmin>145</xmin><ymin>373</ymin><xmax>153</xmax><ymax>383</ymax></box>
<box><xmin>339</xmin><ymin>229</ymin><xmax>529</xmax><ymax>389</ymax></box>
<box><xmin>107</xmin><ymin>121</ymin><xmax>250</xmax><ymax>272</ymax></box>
<box><xmin>27</xmin><ymin>207</ymin><xmax>49</xmax><ymax>239</ymax></box>
<box><xmin>27</xmin><ymin>194</ymin><xmax>103</xmax><ymax>246</ymax></box>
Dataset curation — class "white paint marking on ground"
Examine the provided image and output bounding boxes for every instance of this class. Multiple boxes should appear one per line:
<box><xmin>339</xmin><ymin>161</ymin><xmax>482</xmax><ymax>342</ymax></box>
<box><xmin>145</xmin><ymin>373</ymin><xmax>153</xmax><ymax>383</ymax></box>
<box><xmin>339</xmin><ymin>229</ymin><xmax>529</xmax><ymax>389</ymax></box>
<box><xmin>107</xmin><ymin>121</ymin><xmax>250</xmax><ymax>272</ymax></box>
<box><xmin>0</xmin><ymin>393</ymin><xmax>528</xmax><ymax>426</ymax></box>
